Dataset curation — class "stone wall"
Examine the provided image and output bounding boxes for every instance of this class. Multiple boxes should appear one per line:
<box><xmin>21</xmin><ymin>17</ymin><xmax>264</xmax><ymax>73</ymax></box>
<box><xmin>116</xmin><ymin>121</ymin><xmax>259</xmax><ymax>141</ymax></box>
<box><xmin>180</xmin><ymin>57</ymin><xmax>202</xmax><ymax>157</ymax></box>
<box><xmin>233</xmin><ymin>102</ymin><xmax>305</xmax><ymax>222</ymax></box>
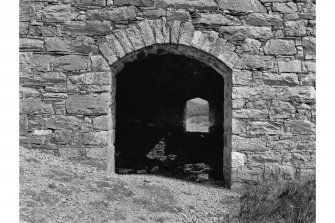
<box><xmin>19</xmin><ymin>0</ymin><xmax>316</xmax><ymax>186</ymax></box>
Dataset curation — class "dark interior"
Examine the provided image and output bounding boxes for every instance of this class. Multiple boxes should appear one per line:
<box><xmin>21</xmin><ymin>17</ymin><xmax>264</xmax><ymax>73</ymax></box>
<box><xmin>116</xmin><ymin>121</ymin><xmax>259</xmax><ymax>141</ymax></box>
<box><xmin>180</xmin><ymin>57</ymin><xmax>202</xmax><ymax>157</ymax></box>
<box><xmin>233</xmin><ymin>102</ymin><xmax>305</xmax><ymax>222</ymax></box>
<box><xmin>115</xmin><ymin>54</ymin><xmax>224</xmax><ymax>182</ymax></box>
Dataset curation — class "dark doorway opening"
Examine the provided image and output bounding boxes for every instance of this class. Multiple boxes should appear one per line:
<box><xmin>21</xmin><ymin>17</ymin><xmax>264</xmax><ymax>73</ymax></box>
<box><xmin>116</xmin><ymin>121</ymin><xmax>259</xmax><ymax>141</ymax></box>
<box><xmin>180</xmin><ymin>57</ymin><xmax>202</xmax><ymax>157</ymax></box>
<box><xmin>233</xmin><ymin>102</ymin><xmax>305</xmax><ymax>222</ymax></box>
<box><xmin>115</xmin><ymin>54</ymin><xmax>224</xmax><ymax>183</ymax></box>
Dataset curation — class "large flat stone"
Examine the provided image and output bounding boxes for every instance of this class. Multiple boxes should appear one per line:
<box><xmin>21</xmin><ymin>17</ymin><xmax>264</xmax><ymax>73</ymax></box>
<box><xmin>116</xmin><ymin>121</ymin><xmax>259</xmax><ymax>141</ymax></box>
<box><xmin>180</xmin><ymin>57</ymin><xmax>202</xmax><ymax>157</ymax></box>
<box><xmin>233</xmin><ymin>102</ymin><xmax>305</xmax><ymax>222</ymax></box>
<box><xmin>20</xmin><ymin>38</ymin><xmax>44</xmax><ymax>52</ymax></box>
<box><xmin>69</xmin><ymin>72</ymin><xmax>112</xmax><ymax>85</ymax></box>
<box><xmin>66</xmin><ymin>94</ymin><xmax>110</xmax><ymax>115</ymax></box>
<box><xmin>235</xmin><ymin>55</ymin><xmax>275</xmax><ymax>70</ymax></box>
<box><xmin>93</xmin><ymin>115</ymin><xmax>113</xmax><ymax>130</ymax></box>
<box><xmin>197</xmin><ymin>13</ymin><xmax>240</xmax><ymax>26</ymax></box>
<box><xmin>286</xmin><ymin>120</ymin><xmax>315</xmax><ymax>135</ymax></box>
<box><xmin>269</xmin><ymin>101</ymin><xmax>296</xmax><ymax>119</ymax></box>
<box><xmin>217</xmin><ymin>0</ymin><xmax>266</xmax><ymax>13</ymax></box>
<box><xmin>87</xmin><ymin>7</ymin><xmax>136</xmax><ymax>21</ymax></box>
<box><xmin>302</xmin><ymin>37</ymin><xmax>315</xmax><ymax>58</ymax></box>
<box><xmin>46</xmin><ymin>116</ymin><xmax>92</xmax><ymax>131</ymax></box>
<box><xmin>272</xmin><ymin>2</ymin><xmax>297</xmax><ymax>13</ymax></box>
<box><xmin>264</xmin><ymin>39</ymin><xmax>296</xmax><ymax>55</ymax></box>
<box><xmin>157</xmin><ymin>0</ymin><xmax>217</xmax><ymax>10</ymax></box>
<box><xmin>42</xmin><ymin>5</ymin><xmax>77</xmax><ymax>22</ymax></box>
<box><xmin>285</xmin><ymin>20</ymin><xmax>308</xmax><ymax>37</ymax></box>
<box><xmin>232</xmin><ymin>135</ymin><xmax>267</xmax><ymax>151</ymax></box>
<box><xmin>72</xmin><ymin>0</ymin><xmax>106</xmax><ymax>7</ymax></box>
<box><xmin>114</xmin><ymin>0</ymin><xmax>154</xmax><ymax>6</ymax></box>
<box><xmin>219</xmin><ymin>26</ymin><xmax>273</xmax><ymax>42</ymax></box>
<box><xmin>233</xmin><ymin>109</ymin><xmax>269</xmax><ymax>119</ymax></box>
<box><xmin>20</xmin><ymin>99</ymin><xmax>53</xmax><ymax>115</ymax></box>
<box><xmin>262</xmin><ymin>72</ymin><xmax>299</xmax><ymax>86</ymax></box>
<box><xmin>62</xmin><ymin>21</ymin><xmax>113</xmax><ymax>37</ymax></box>
<box><xmin>245</xmin><ymin>13</ymin><xmax>283</xmax><ymax>28</ymax></box>
<box><xmin>20</xmin><ymin>2</ymin><xmax>35</xmax><ymax>21</ymax></box>
<box><xmin>248</xmin><ymin>121</ymin><xmax>282</xmax><ymax>135</ymax></box>
<box><xmin>53</xmin><ymin>55</ymin><xmax>89</xmax><ymax>72</ymax></box>
<box><xmin>278</xmin><ymin>60</ymin><xmax>302</xmax><ymax>73</ymax></box>
<box><xmin>236</xmin><ymin>38</ymin><xmax>261</xmax><ymax>54</ymax></box>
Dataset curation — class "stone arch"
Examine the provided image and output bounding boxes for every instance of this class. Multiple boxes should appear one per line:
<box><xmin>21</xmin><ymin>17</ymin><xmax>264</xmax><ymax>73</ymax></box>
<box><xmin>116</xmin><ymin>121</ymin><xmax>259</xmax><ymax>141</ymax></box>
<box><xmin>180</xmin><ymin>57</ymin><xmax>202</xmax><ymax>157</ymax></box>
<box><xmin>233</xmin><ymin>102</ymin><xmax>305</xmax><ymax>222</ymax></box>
<box><xmin>99</xmin><ymin>18</ymin><xmax>233</xmax><ymax>187</ymax></box>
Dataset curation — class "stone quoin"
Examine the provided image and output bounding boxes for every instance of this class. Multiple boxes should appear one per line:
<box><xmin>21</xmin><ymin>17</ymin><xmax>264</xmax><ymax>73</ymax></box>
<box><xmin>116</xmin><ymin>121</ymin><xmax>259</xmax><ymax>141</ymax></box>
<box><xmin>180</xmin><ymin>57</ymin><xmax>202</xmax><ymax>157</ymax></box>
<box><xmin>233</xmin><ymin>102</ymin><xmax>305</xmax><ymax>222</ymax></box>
<box><xmin>19</xmin><ymin>0</ymin><xmax>316</xmax><ymax>188</ymax></box>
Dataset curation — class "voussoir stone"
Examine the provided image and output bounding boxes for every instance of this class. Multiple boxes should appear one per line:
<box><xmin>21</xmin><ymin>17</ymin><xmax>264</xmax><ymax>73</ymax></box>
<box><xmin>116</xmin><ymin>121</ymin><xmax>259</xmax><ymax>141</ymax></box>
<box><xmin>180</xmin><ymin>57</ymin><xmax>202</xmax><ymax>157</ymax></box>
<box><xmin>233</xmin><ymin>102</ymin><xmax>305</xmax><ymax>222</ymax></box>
<box><xmin>169</xmin><ymin>20</ymin><xmax>181</xmax><ymax>44</ymax></box>
<box><xmin>87</xmin><ymin>7</ymin><xmax>136</xmax><ymax>21</ymax></box>
<box><xmin>106</xmin><ymin>34</ymin><xmax>126</xmax><ymax>58</ymax></box>
<box><xmin>66</xmin><ymin>94</ymin><xmax>110</xmax><ymax>114</ymax></box>
<box><xmin>157</xmin><ymin>0</ymin><xmax>217</xmax><ymax>10</ymax></box>
<box><xmin>114</xmin><ymin>0</ymin><xmax>154</xmax><ymax>7</ymax></box>
<box><xmin>20</xmin><ymin>99</ymin><xmax>53</xmax><ymax>115</ymax></box>
<box><xmin>126</xmin><ymin>26</ymin><xmax>145</xmax><ymax>50</ymax></box>
<box><xmin>179</xmin><ymin>21</ymin><xmax>195</xmax><ymax>46</ymax></box>
<box><xmin>217</xmin><ymin>0</ymin><xmax>266</xmax><ymax>13</ymax></box>
<box><xmin>138</xmin><ymin>19</ymin><xmax>155</xmax><ymax>46</ymax></box>
<box><xmin>264</xmin><ymin>39</ymin><xmax>297</xmax><ymax>55</ymax></box>
<box><xmin>98</xmin><ymin>41</ymin><xmax>118</xmax><ymax>65</ymax></box>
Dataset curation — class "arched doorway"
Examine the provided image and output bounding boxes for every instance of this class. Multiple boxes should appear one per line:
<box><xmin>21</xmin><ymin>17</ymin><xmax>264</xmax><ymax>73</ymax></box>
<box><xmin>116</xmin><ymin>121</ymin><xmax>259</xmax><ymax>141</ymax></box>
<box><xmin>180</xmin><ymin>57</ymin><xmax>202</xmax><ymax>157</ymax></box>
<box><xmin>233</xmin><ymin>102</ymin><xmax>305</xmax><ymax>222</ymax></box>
<box><xmin>110</xmin><ymin>44</ymin><xmax>232</xmax><ymax>186</ymax></box>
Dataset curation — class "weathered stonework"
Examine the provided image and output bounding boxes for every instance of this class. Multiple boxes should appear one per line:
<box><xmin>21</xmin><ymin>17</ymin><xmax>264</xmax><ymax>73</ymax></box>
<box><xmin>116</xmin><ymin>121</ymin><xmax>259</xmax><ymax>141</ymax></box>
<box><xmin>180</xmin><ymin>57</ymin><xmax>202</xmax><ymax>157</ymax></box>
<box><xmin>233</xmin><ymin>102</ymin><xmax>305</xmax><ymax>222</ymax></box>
<box><xmin>19</xmin><ymin>0</ymin><xmax>316</xmax><ymax>187</ymax></box>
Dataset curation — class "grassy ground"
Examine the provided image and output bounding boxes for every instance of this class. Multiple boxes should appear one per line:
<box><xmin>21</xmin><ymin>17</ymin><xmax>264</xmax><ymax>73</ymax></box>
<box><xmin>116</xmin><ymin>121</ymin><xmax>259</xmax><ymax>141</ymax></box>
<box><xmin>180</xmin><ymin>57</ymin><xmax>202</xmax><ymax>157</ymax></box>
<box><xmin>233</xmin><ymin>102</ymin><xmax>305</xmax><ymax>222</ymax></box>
<box><xmin>238</xmin><ymin>178</ymin><xmax>316</xmax><ymax>223</ymax></box>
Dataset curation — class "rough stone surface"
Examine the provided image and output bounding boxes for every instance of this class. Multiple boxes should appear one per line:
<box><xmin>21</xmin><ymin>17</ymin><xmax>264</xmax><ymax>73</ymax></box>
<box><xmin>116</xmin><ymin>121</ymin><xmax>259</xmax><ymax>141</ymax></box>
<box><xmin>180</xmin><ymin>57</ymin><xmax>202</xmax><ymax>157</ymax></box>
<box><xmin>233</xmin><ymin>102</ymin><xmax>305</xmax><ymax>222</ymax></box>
<box><xmin>219</xmin><ymin>26</ymin><xmax>273</xmax><ymax>42</ymax></box>
<box><xmin>285</xmin><ymin>20</ymin><xmax>308</xmax><ymax>37</ymax></box>
<box><xmin>278</xmin><ymin>60</ymin><xmax>302</xmax><ymax>73</ymax></box>
<box><xmin>235</xmin><ymin>55</ymin><xmax>274</xmax><ymax>70</ymax></box>
<box><xmin>245</xmin><ymin>13</ymin><xmax>283</xmax><ymax>28</ymax></box>
<box><xmin>197</xmin><ymin>13</ymin><xmax>240</xmax><ymax>26</ymax></box>
<box><xmin>42</xmin><ymin>5</ymin><xmax>77</xmax><ymax>22</ymax></box>
<box><xmin>66</xmin><ymin>94</ymin><xmax>110</xmax><ymax>115</ymax></box>
<box><xmin>19</xmin><ymin>1</ymin><xmax>316</xmax><ymax>185</ymax></box>
<box><xmin>264</xmin><ymin>39</ymin><xmax>297</xmax><ymax>55</ymax></box>
<box><xmin>217</xmin><ymin>0</ymin><xmax>266</xmax><ymax>13</ymax></box>
<box><xmin>158</xmin><ymin>0</ymin><xmax>217</xmax><ymax>10</ymax></box>
<box><xmin>63</xmin><ymin>21</ymin><xmax>113</xmax><ymax>37</ymax></box>
<box><xmin>53</xmin><ymin>55</ymin><xmax>89</xmax><ymax>72</ymax></box>
<box><xmin>87</xmin><ymin>7</ymin><xmax>136</xmax><ymax>21</ymax></box>
<box><xmin>20</xmin><ymin>39</ymin><xmax>44</xmax><ymax>52</ymax></box>
<box><xmin>20</xmin><ymin>99</ymin><xmax>53</xmax><ymax>115</ymax></box>
<box><xmin>273</xmin><ymin>2</ymin><xmax>298</xmax><ymax>14</ymax></box>
<box><xmin>114</xmin><ymin>0</ymin><xmax>154</xmax><ymax>7</ymax></box>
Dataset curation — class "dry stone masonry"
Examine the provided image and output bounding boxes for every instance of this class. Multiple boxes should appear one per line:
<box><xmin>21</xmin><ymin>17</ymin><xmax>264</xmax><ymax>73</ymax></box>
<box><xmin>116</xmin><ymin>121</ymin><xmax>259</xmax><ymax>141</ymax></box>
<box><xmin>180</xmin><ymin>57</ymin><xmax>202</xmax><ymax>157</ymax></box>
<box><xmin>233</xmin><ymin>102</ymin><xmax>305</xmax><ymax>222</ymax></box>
<box><xmin>19</xmin><ymin>0</ymin><xmax>316</xmax><ymax>187</ymax></box>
